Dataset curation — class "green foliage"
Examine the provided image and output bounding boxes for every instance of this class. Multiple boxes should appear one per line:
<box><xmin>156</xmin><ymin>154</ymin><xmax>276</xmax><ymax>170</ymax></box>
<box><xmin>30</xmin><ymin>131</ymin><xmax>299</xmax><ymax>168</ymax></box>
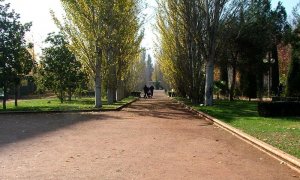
<box><xmin>156</xmin><ymin>0</ymin><xmax>212</xmax><ymax>103</ymax></box>
<box><xmin>127</xmin><ymin>49</ymin><xmax>147</xmax><ymax>91</ymax></box>
<box><xmin>33</xmin><ymin>64</ymin><xmax>46</xmax><ymax>94</ymax></box>
<box><xmin>54</xmin><ymin>0</ymin><xmax>143</xmax><ymax>106</ymax></box>
<box><xmin>287</xmin><ymin>7</ymin><xmax>300</xmax><ymax>97</ymax></box>
<box><xmin>218</xmin><ymin>0</ymin><xmax>289</xmax><ymax>100</ymax></box>
<box><xmin>41</xmin><ymin>32</ymin><xmax>87</xmax><ymax>103</ymax></box>
<box><xmin>152</xmin><ymin>62</ymin><xmax>166</xmax><ymax>90</ymax></box>
<box><xmin>287</xmin><ymin>44</ymin><xmax>300</xmax><ymax>96</ymax></box>
<box><xmin>0</xmin><ymin>1</ymin><xmax>33</xmax><ymax>109</ymax></box>
<box><xmin>240</xmin><ymin>66</ymin><xmax>258</xmax><ymax>99</ymax></box>
<box><xmin>214</xmin><ymin>81</ymin><xmax>227</xmax><ymax>96</ymax></box>
<box><xmin>157</xmin><ymin>0</ymin><xmax>289</xmax><ymax>104</ymax></box>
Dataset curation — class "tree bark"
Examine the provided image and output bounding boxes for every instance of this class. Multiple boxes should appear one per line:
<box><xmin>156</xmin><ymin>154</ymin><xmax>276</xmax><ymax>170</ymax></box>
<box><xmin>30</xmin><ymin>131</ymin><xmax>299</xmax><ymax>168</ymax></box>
<box><xmin>14</xmin><ymin>83</ymin><xmax>19</xmax><ymax>107</ymax></box>
<box><xmin>229</xmin><ymin>64</ymin><xmax>237</xmax><ymax>101</ymax></box>
<box><xmin>204</xmin><ymin>0</ymin><xmax>224</xmax><ymax>106</ymax></box>
<box><xmin>204</xmin><ymin>58</ymin><xmax>214</xmax><ymax>106</ymax></box>
<box><xmin>229</xmin><ymin>53</ymin><xmax>238</xmax><ymax>101</ymax></box>
<box><xmin>116</xmin><ymin>80</ymin><xmax>124</xmax><ymax>101</ymax></box>
<box><xmin>95</xmin><ymin>46</ymin><xmax>102</xmax><ymax>108</ymax></box>
<box><xmin>107</xmin><ymin>88</ymin><xmax>114</xmax><ymax>105</ymax></box>
<box><xmin>107</xmin><ymin>48</ymin><xmax>115</xmax><ymax>105</ymax></box>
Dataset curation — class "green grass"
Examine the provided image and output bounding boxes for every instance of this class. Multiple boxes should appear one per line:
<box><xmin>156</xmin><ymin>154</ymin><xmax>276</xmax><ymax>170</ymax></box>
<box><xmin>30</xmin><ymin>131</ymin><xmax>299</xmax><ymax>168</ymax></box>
<box><xmin>0</xmin><ymin>96</ymin><xmax>136</xmax><ymax>112</ymax></box>
<box><xmin>176</xmin><ymin>97</ymin><xmax>300</xmax><ymax>159</ymax></box>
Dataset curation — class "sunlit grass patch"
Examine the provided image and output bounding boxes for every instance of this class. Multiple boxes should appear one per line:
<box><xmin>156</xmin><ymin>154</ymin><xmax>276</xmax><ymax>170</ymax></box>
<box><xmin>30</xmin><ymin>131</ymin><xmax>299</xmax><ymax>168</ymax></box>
<box><xmin>0</xmin><ymin>96</ymin><xmax>136</xmax><ymax>112</ymax></box>
<box><xmin>176</xmin><ymin>98</ymin><xmax>300</xmax><ymax>158</ymax></box>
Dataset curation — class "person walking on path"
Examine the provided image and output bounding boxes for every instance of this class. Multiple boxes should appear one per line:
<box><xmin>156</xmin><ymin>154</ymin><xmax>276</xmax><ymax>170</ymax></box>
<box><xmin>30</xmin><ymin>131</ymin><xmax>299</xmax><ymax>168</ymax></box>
<box><xmin>150</xmin><ymin>85</ymin><xmax>155</xmax><ymax>97</ymax></box>
<box><xmin>143</xmin><ymin>85</ymin><xmax>149</xmax><ymax>98</ymax></box>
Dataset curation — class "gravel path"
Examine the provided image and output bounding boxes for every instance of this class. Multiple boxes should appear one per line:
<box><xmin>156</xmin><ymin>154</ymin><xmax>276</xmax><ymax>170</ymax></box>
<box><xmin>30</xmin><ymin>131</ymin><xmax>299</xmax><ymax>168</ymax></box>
<box><xmin>0</xmin><ymin>90</ymin><xmax>298</xmax><ymax>179</ymax></box>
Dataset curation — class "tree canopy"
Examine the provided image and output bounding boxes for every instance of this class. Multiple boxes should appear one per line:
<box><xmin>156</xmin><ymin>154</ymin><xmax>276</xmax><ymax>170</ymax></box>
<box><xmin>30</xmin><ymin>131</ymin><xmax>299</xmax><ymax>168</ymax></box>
<box><xmin>40</xmin><ymin>32</ymin><xmax>86</xmax><ymax>103</ymax></box>
<box><xmin>53</xmin><ymin>0</ymin><xmax>143</xmax><ymax>106</ymax></box>
<box><xmin>0</xmin><ymin>0</ymin><xmax>33</xmax><ymax>109</ymax></box>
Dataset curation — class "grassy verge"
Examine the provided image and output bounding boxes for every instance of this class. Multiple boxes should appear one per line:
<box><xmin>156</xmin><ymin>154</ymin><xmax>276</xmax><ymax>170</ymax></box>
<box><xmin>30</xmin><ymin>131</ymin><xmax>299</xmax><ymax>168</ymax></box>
<box><xmin>176</xmin><ymin>97</ymin><xmax>300</xmax><ymax>159</ymax></box>
<box><xmin>0</xmin><ymin>96</ymin><xmax>136</xmax><ymax>112</ymax></box>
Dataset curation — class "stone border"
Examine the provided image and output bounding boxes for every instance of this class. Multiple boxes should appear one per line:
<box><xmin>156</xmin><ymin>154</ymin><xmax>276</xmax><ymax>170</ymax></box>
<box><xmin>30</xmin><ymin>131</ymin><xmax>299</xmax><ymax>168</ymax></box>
<box><xmin>0</xmin><ymin>98</ymin><xmax>138</xmax><ymax>115</ymax></box>
<box><xmin>174</xmin><ymin>99</ymin><xmax>300</xmax><ymax>174</ymax></box>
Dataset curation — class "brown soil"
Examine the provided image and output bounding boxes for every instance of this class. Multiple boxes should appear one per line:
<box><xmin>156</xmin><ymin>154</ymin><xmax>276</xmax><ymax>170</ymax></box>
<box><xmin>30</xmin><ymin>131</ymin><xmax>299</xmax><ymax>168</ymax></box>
<box><xmin>0</xmin><ymin>90</ymin><xmax>298</xmax><ymax>179</ymax></box>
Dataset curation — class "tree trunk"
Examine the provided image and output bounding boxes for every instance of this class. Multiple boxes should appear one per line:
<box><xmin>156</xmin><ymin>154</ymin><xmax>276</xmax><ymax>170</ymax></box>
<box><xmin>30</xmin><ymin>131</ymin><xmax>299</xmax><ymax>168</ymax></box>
<box><xmin>229</xmin><ymin>55</ymin><xmax>238</xmax><ymax>101</ymax></box>
<box><xmin>204</xmin><ymin>58</ymin><xmax>214</xmax><ymax>106</ymax></box>
<box><xmin>112</xmin><ymin>66</ymin><xmax>117</xmax><ymax>103</ymax></box>
<box><xmin>116</xmin><ymin>81</ymin><xmax>124</xmax><ymax>101</ymax></box>
<box><xmin>113</xmin><ymin>87</ymin><xmax>117</xmax><ymax>103</ymax></box>
<box><xmin>229</xmin><ymin>65</ymin><xmax>237</xmax><ymax>101</ymax></box>
<box><xmin>3</xmin><ymin>83</ymin><xmax>7</xmax><ymax>110</ymax></box>
<box><xmin>14</xmin><ymin>83</ymin><xmax>19</xmax><ymax>107</ymax></box>
<box><xmin>272</xmin><ymin>45</ymin><xmax>279</xmax><ymax>94</ymax></box>
<box><xmin>203</xmin><ymin>0</ymin><xmax>224</xmax><ymax>106</ymax></box>
<box><xmin>106</xmin><ymin>48</ymin><xmax>117</xmax><ymax>104</ymax></box>
<box><xmin>68</xmin><ymin>88</ymin><xmax>72</xmax><ymax>101</ymax></box>
<box><xmin>107</xmin><ymin>88</ymin><xmax>114</xmax><ymax>105</ymax></box>
<box><xmin>95</xmin><ymin>46</ymin><xmax>102</xmax><ymax>108</ymax></box>
<box><xmin>60</xmin><ymin>90</ymin><xmax>64</xmax><ymax>103</ymax></box>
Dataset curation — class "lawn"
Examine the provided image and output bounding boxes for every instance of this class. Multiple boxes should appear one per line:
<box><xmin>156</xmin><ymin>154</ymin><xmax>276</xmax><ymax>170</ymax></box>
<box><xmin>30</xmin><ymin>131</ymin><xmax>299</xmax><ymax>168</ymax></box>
<box><xmin>177</xmin><ymin>98</ymin><xmax>300</xmax><ymax>159</ymax></box>
<box><xmin>0</xmin><ymin>96</ymin><xmax>136</xmax><ymax>112</ymax></box>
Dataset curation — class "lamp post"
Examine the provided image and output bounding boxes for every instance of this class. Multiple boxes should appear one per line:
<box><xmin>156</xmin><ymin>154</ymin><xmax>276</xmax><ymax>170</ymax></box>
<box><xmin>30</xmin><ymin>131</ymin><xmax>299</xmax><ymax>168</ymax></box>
<box><xmin>263</xmin><ymin>55</ymin><xmax>275</xmax><ymax>98</ymax></box>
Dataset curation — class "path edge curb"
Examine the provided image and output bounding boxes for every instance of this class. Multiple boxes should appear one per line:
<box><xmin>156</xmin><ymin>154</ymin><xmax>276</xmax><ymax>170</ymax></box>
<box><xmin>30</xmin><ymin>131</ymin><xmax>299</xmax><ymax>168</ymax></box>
<box><xmin>173</xmin><ymin>98</ymin><xmax>300</xmax><ymax>174</ymax></box>
<box><xmin>116</xmin><ymin>97</ymin><xmax>139</xmax><ymax>111</ymax></box>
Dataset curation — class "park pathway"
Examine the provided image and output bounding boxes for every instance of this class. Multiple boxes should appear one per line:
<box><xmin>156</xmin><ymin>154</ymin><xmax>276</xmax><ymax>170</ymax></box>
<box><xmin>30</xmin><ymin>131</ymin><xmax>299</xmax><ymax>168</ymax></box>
<box><xmin>0</xmin><ymin>90</ymin><xmax>298</xmax><ymax>179</ymax></box>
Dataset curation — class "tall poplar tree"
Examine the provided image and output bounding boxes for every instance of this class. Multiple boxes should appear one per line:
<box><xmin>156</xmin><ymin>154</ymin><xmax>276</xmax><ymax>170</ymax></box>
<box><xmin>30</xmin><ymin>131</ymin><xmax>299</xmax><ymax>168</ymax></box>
<box><xmin>201</xmin><ymin>0</ymin><xmax>228</xmax><ymax>106</ymax></box>
<box><xmin>156</xmin><ymin>0</ymin><xmax>228</xmax><ymax>104</ymax></box>
<box><xmin>53</xmin><ymin>0</ymin><xmax>106</xmax><ymax>107</ymax></box>
<box><xmin>54</xmin><ymin>0</ymin><xmax>142</xmax><ymax>106</ymax></box>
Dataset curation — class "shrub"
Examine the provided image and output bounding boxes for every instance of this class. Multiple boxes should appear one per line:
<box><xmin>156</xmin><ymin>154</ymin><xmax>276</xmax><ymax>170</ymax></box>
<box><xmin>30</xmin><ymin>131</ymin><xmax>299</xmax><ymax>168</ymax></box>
<box><xmin>131</xmin><ymin>91</ymin><xmax>141</xmax><ymax>97</ymax></box>
<box><xmin>286</xmin><ymin>50</ymin><xmax>300</xmax><ymax>97</ymax></box>
<box><xmin>258</xmin><ymin>101</ymin><xmax>300</xmax><ymax>117</ymax></box>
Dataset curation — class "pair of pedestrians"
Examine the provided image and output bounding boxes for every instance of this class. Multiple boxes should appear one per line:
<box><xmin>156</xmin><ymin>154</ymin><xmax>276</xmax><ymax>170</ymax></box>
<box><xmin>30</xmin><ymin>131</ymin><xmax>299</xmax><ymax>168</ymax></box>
<box><xmin>143</xmin><ymin>85</ymin><xmax>154</xmax><ymax>98</ymax></box>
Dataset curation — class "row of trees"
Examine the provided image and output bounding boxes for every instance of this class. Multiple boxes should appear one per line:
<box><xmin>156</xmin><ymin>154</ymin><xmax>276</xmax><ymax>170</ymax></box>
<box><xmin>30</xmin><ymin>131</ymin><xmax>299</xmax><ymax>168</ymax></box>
<box><xmin>52</xmin><ymin>0</ymin><xmax>144</xmax><ymax>107</ymax></box>
<box><xmin>0</xmin><ymin>0</ymin><xmax>147</xmax><ymax>109</ymax></box>
<box><xmin>156</xmin><ymin>0</ymin><xmax>227</xmax><ymax>105</ymax></box>
<box><xmin>156</xmin><ymin>0</ymin><xmax>297</xmax><ymax>105</ymax></box>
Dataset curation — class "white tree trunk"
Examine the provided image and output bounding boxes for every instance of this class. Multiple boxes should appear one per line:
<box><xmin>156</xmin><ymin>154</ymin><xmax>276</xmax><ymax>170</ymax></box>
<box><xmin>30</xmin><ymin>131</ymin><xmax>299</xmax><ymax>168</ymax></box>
<box><xmin>204</xmin><ymin>58</ymin><xmax>214</xmax><ymax>106</ymax></box>
<box><xmin>116</xmin><ymin>81</ymin><xmax>124</xmax><ymax>101</ymax></box>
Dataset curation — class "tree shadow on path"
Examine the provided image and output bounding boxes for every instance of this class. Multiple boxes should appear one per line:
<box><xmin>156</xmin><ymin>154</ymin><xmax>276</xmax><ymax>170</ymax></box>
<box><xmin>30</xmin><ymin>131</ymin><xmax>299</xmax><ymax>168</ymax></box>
<box><xmin>125</xmin><ymin>90</ymin><xmax>212</xmax><ymax>125</ymax></box>
<box><xmin>0</xmin><ymin>113</ymin><xmax>120</xmax><ymax>148</ymax></box>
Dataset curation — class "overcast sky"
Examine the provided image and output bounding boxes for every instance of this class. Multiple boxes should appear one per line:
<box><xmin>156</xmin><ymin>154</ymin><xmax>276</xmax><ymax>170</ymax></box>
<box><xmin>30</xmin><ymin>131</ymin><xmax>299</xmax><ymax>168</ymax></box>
<box><xmin>4</xmin><ymin>0</ymin><xmax>299</xmax><ymax>60</ymax></box>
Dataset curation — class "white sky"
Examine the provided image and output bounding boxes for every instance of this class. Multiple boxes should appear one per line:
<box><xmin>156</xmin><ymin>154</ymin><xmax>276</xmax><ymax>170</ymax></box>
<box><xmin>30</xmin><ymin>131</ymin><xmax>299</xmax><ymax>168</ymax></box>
<box><xmin>4</xmin><ymin>0</ymin><xmax>299</xmax><ymax>60</ymax></box>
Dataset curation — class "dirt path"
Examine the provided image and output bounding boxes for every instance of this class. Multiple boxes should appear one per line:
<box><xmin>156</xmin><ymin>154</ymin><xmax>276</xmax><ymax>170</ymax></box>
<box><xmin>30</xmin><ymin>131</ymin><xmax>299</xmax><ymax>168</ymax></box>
<box><xmin>0</xmin><ymin>90</ymin><xmax>298</xmax><ymax>179</ymax></box>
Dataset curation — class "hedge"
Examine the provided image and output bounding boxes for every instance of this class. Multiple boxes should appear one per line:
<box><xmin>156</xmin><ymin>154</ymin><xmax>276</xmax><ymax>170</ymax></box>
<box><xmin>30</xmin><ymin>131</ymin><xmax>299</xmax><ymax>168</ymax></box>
<box><xmin>131</xmin><ymin>91</ymin><xmax>141</xmax><ymax>97</ymax></box>
<box><xmin>258</xmin><ymin>101</ymin><xmax>300</xmax><ymax>117</ymax></box>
